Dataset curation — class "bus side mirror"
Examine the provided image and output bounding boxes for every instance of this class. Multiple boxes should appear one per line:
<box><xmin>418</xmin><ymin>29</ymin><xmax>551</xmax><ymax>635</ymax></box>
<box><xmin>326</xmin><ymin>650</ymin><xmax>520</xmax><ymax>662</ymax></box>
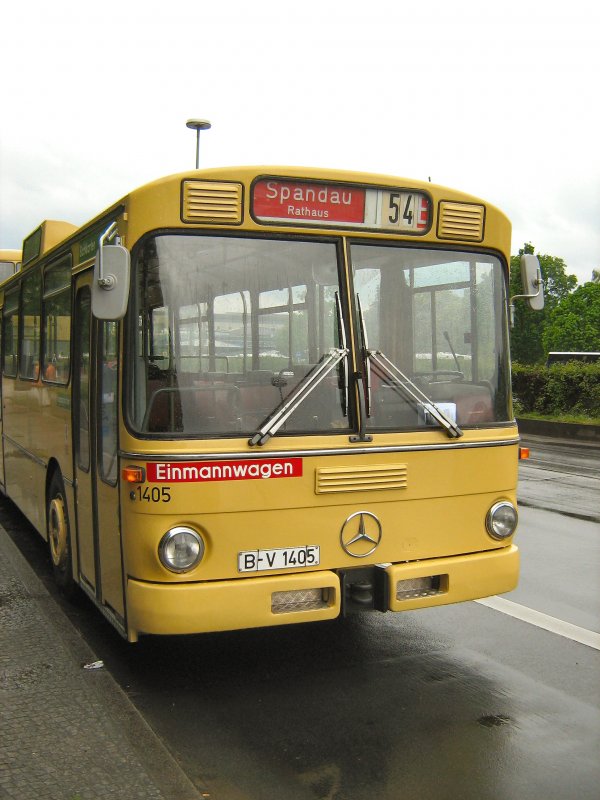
<box><xmin>510</xmin><ymin>254</ymin><xmax>544</xmax><ymax>326</ymax></box>
<box><xmin>92</xmin><ymin>245</ymin><xmax>130</xmax><ymax>320</ymax></box>
<box><xmin>520</xmin><ymin>254</ymin><xmax>544</xmax><ymax>311</ymax></box>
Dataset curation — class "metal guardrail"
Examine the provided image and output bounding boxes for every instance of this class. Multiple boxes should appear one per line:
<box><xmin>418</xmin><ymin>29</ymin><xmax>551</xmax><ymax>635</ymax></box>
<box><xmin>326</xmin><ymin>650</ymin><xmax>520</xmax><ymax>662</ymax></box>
<box><xmin>516</xmin><ymin>418</ymin><xmax>600</xmax><ymax>444</ymax></box>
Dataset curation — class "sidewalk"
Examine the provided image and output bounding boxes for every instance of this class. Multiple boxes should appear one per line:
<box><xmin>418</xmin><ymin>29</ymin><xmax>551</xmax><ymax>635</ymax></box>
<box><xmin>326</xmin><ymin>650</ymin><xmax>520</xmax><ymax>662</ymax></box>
<box><xmin>0</xmin><ymin>525</ymin><xmax>202</xmax><ymax>800</ymax></box>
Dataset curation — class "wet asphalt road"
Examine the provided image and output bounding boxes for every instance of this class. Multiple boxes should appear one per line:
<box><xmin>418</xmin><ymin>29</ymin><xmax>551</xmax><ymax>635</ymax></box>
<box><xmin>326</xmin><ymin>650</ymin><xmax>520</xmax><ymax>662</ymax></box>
<box><xmin>2</xmin><ymin>436</ymin><xmax>599</xmax><ymax>800</ymax></box>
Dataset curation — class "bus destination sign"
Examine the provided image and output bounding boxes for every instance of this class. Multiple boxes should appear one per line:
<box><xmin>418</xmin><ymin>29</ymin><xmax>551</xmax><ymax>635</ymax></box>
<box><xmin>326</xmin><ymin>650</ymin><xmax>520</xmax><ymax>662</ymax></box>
<box><xmin>253</xmin><ymin>179</ymin><xmax>365</xmax><ymax>224</ymax></box>
<box><xmin>253</xmin><ymin>178</ymin><xmax>430</xmax><ymax>233</ymax></box>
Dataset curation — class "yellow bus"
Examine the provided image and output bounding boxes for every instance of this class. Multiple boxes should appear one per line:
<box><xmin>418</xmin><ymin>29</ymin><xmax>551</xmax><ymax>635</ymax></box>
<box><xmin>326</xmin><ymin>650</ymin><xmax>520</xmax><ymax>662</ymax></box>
<box><xmin>0</xmin><ymin>249</ymin><xmax>22</xmax><ymax>282</ymax></box>
<box><xmin>0</xmin><ymin>167</ymin><xmax>537</xmax><ymax>642</ymax></box>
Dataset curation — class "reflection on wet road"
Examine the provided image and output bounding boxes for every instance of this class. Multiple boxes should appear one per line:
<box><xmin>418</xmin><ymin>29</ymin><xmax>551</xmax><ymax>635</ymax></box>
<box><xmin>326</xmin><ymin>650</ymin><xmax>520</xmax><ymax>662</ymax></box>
<box><xmin>109</xmin><ymin>601</ymin><xmax>599</xmax><ymax>800</ymax></box>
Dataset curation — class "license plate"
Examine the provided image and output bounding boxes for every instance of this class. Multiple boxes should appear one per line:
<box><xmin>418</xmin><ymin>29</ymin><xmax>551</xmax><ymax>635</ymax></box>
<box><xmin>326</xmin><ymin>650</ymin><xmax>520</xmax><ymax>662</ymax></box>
<box><xmin>238</xmin><ymin>545</ymin><xmax>320</xmax><ymax>573</ymax></box>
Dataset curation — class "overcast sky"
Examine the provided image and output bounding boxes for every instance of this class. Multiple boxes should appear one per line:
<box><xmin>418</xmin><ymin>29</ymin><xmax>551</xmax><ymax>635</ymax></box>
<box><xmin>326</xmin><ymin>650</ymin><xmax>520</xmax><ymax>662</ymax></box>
<box><xmin>1</xmin><ymin>0</ymin><xmax>598</xmax><ymax>284</ymax></box>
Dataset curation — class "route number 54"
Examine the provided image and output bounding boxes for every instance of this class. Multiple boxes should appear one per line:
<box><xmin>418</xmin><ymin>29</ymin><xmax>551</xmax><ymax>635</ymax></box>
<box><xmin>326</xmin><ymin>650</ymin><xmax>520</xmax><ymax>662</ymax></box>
<box><xmin>385</xmin><ymin>191</ymin><xmax>415</xmax><ymax>228</ymax></box>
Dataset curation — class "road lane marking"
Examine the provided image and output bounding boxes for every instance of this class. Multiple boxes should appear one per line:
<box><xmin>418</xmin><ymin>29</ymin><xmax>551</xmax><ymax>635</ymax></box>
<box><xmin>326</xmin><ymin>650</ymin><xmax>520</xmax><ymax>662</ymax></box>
<box><xmin>476</xmin><ymin>596</ymin><xmax>600</xmax><ymax>651</ymax></box>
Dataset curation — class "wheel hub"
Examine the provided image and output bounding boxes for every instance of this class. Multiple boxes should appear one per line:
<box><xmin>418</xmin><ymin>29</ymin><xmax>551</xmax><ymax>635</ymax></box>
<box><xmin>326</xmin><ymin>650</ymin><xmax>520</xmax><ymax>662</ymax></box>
<box><xmin>49</xmin><ymin>497</ymin><xmax>67</xmax><ymax>567</ymax></box>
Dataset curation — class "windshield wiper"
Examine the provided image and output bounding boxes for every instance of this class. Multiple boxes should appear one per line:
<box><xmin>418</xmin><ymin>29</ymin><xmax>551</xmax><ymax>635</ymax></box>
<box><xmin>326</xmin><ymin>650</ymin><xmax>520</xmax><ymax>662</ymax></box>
<box><xmin>248</xmin><ymin>292</ymin><xmax>349</xmax><ymax>447</ymax></box>
<box><xmin>335</xmin><ymin>291</ymin><xmax>349</xmax><ymax>417</ymax></box>
<box><xmin>368</xmin><ymin>350</ymin><xmax>463</xmax><ymax>438</ymax></box>
<box><xmin>355</xmin><ymin>293</ymin><xmax>463</xmax><ymax>439</ymax></box>
<box><xmin>356</xmin><ymin>294</ymin><xmax>372</xmax><ymax>416</ymax></box>
<box><xmin>248</xmin><ymin>347</ymin><xmax>349</xmax><ymax>446</ymax></box>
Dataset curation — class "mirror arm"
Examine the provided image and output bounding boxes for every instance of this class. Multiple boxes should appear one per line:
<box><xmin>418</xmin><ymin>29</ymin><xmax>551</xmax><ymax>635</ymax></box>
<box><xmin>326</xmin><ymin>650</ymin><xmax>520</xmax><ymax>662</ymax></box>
<box><xmin>510</xmin><ymin>266</ymin><xmax>543</xmax><ymax>303</ymax></box>
<box><xmin>97</xmin><ymin>222</ymin><xmax>120</xmax><ymax>288</ymax></box>
<box><xmin>92</xmin><ymin>221</ymin><xmax>130</xmax><ymax>320</ymax></box>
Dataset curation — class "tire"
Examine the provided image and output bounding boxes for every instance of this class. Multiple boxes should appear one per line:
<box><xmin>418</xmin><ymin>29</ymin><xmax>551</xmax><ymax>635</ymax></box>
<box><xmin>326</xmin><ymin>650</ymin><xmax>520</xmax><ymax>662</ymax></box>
<box><xmin>47</xmin><ymin>472</ymin><xmax>75</xmax><ymax>597</ymax></box>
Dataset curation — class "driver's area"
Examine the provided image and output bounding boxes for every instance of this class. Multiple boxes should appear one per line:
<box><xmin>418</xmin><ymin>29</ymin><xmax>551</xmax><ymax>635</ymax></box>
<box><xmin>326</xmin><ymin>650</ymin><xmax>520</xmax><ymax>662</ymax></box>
<box><xmin>350</xmin><ymin>243</ymin><xmax>511</xmax><ymax>430</ymax></box>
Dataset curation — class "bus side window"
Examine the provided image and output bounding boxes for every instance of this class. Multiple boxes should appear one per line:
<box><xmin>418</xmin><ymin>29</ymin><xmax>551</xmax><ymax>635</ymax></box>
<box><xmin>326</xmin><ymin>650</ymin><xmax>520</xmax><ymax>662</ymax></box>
<box><xmin>3</xmin><ymin>288</ymin><xmax>19</xmax><ymax>378</ymax></box>
<box><xmin>19</xmin><ymin>269</ymin><xmax>42</xmax><ymax>381</ymax></box>
<box><xmin>43</xmin><ymin>256</ymin><xmax>72</xmax><ymax>384</ymax></box>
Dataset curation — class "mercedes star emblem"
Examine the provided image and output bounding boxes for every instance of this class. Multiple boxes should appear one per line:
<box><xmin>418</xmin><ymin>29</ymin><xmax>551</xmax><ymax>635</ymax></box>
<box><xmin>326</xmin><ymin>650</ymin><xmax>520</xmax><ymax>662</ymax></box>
<box><xmin>340</xmin><ymin>511</ymin><xmax>382</xmax><ymax>558</ymax></box>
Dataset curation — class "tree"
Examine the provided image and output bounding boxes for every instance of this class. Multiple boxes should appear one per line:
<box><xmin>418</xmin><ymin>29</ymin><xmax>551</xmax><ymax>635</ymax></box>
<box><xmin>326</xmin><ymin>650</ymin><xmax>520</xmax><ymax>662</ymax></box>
<box><xmin>509</xmin><ymin>243</ymin><xmax>577</xmax><ymax>364</ymax></box>
<box><xmin>542</xmin><ymin>282</ymin><xmax>600</xmax><ymax>352</ymax></box>
<box><xmin>592</xmin><ymin>269</ymin><xmax>600</xmax><ymax>284</ymax></box>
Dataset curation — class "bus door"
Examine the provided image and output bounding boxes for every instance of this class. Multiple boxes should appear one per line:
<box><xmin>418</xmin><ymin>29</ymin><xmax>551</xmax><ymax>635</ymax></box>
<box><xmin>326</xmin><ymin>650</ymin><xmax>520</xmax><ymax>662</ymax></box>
<box><xmin>73</xmin><ymin>285</ymin><xmax>124</xmax><ymax>622</ymax></box>
<box><xmin>0</xmin><ymin>292</ymin><xmax>8</xmax><ymax>488</ymax></box>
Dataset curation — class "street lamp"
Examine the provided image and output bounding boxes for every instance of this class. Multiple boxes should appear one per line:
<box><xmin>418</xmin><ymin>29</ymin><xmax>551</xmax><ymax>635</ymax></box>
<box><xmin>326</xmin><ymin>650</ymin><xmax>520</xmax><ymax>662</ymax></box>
<box><xmin>186</xmin><ymin>119</ymin><xmax>212</xmax><ymax>168</ymax></box>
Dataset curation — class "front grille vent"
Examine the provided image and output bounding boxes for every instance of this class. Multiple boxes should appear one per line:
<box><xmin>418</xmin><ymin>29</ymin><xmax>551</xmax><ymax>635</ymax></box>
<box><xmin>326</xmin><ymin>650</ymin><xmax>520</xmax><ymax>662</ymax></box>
<box><xmin>437</xmin><ymin>201</ymin><xmax>485</xmax><ymax>241</ymax></box>
<box><xmin>315</xmin><ymin>463</ymin><xmax>408</xmax><ymax>494</ymax></box>
<box><xmin>182</xmin><ymin>180</ymin><xmax>243</xmax><ymax>224</ymax></box>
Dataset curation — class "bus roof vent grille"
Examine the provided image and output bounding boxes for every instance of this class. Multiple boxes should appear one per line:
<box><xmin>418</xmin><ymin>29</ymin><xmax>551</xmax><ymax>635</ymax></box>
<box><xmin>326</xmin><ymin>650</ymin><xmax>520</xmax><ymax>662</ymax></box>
<box><xmin>315</xmin><ymin>464</ymin><xmax>408</xmax><ymax>494</ymax></box>
<box><xmin>182</xmin><ymin>180</ymin><xmax>243</xmax><ymax>224</ymax></box>
<box><xmin>437</xmin><ymin>201</ymin><xmax>485</xmax><ymax>241</ymax></box>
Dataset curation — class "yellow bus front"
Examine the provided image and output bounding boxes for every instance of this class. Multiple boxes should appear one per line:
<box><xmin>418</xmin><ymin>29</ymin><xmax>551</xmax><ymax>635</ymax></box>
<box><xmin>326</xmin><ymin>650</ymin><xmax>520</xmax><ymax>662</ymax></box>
<box><xmin>117</xmin><ymin>169</ymin><xmax>519</xmax><ymax>641</ymax></box>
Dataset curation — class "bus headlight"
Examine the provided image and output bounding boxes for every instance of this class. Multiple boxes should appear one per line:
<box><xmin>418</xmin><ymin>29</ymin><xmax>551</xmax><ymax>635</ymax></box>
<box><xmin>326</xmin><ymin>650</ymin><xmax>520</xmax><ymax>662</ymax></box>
<box><xmin>159</xmin><ymin>527</ymin><xmax>205</xmax><ymax>573</ymax></box>
<box><xmin>486</xmin><ymin>502</ymin><xmax>518</xmax><ymax>540</ymax></box>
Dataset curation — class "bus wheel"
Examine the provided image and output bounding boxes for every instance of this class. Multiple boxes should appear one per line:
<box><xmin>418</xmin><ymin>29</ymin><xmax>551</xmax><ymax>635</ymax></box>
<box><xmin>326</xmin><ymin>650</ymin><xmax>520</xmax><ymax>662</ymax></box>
<box><xmin>47</xmin><ymin>473</ymin><xmax>75</xmax><ymax>597</ymax></box>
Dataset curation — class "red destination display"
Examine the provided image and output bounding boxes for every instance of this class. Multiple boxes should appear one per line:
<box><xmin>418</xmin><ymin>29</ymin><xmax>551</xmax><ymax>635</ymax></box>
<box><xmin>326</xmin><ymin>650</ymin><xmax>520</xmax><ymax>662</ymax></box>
<box><xmin>253</xmin><ymin>179</ymin><xmax>366</xmax><ymax>224</ymax></box>
<box><xmin>147</xmin><ymin>458</ymin><xmax>303</xmax><ymax>483</ymax></box>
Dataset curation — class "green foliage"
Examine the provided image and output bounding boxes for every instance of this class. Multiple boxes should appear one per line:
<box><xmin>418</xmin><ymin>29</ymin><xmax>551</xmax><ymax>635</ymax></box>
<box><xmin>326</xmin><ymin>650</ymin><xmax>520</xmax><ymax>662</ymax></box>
<box><xmin>509</xmin><ymin>243</ymin><xmax>577</xmax><ymax>364</ymax></box>
<box><xmin>512</xmin><ymin>361</ymin><xmax>600</xmax><ymax>417</ymax></box>
<box><xmin>542</xmin><ymin>283</ymin><xmax>600</xmax><ymax>353</ymax></box>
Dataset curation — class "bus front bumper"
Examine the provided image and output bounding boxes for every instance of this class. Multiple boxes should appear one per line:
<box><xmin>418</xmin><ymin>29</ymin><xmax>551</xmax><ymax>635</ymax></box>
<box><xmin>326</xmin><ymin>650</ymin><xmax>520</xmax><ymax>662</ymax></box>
<box><xmin>125</xmin><ymin>544</ymin><xmax>518</xmax><ymax>641</ymax></box>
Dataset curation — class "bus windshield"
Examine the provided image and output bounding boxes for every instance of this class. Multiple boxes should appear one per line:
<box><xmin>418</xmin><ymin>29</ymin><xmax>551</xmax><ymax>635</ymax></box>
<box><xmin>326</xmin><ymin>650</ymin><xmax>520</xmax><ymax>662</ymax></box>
<box><xmin>129</xmin><ymin>234</ymin><xmax>349</xmax><ymax>437</ymax></box>
<box><xmin>128</xmin><ymin>234</ymin><xmax>511</xmax><ymax>438</ymax></box>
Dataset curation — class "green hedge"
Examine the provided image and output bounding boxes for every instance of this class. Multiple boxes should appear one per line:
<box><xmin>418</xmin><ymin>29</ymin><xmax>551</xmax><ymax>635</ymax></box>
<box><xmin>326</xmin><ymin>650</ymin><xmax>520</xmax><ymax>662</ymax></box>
<box><xmin>512</xmin><ymin>362</ymin><xmax>600</xmax><ymax>416</ymax></box>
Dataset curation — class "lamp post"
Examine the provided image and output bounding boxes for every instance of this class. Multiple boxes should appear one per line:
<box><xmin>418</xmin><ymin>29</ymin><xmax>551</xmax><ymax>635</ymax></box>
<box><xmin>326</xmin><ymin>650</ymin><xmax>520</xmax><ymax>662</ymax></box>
<box><xmin>186</xmin><ymin>119</ymin><xmax>212</xmax><ymax>168</ymax></box>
